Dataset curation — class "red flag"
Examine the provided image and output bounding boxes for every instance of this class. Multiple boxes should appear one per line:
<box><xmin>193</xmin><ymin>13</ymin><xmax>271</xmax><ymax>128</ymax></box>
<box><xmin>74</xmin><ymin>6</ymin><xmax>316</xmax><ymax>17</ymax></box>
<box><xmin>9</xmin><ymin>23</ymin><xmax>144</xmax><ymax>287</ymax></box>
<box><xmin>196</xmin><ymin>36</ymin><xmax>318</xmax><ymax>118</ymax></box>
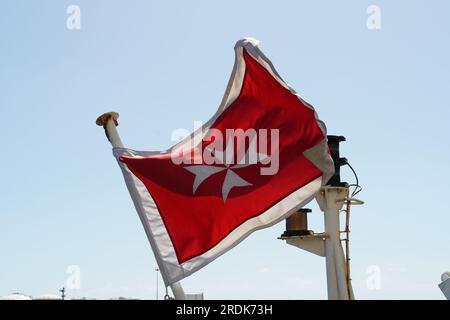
<box><xmin>114</xmin><ymin>38</ymin><xmax>333</xmax><ymax>285</ymax></box>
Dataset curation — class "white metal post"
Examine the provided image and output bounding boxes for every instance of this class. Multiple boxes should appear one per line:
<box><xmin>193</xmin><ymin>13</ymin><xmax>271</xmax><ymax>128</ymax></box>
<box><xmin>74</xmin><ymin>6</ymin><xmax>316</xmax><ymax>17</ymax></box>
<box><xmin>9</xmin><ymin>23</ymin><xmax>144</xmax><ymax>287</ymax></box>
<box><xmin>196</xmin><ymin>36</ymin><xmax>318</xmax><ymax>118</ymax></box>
<box><xmin>96</xmin><ymin>112</ymin><xmax>187</xmax><ymax>300</ymax></box>
<box><xmin>316</xmin><ymin>186</ymin><xmax>353</xmax><ymax>300</ymax></box>
<box><xmin>170</xmin><ymin>281</ymin><xmax>187</xmax><ymax>300</ymax></box>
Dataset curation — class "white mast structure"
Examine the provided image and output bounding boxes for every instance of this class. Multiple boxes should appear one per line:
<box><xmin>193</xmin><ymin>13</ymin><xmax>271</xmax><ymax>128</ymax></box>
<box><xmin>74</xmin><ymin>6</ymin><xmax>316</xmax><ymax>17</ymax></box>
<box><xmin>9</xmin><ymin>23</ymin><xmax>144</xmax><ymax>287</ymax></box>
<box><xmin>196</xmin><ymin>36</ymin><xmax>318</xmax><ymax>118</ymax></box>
<box><xmin>279</xmin><ymin>136</ymin><xmax>363</xmax><ymax>300</ymax></box>
<box><xmin>96</xmin><ymin>112</ymin><xmax>187</xmax><ymax>300</ymax></box>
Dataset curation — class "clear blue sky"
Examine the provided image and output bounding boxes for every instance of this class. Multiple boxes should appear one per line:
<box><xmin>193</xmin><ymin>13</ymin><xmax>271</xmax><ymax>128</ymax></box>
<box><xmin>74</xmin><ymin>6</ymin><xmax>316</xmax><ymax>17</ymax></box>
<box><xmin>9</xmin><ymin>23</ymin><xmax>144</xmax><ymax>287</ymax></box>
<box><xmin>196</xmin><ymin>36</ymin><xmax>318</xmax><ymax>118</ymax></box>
<box><xmin>1</xmin><ymin>0</ymin><xmax>449</xmax><ymax>299</ymax></box>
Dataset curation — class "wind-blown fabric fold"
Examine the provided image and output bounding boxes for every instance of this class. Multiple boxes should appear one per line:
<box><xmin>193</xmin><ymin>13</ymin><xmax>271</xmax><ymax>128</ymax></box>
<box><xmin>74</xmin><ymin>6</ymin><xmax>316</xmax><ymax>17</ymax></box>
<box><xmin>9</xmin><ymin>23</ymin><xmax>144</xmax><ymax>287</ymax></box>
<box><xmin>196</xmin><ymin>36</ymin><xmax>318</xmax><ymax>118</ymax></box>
<box><xmin>113</xmin><ymin>38</ymin><xmax>334</xmax><ymax>285</ymax></box>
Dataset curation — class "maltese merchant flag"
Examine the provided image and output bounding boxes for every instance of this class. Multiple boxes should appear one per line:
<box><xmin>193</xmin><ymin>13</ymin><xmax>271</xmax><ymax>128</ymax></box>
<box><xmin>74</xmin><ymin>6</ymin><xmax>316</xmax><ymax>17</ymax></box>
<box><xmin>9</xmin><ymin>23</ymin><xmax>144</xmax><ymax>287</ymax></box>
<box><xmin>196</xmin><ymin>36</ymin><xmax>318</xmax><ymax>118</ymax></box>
<box><xmin>113</xmin><ymin>38</ymin><xmax>334</xmax><ymax>285</ymax></box>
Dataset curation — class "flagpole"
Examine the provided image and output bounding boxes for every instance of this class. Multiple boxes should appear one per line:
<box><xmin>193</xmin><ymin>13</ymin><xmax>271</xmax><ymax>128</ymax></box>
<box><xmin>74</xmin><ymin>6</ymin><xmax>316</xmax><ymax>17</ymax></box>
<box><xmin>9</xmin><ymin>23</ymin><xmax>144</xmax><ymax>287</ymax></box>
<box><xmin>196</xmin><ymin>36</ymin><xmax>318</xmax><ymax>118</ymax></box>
<box><xmin>96</xmin><ymin>112</ymin><xmax>187</xmax><ymax>300</ymax></box>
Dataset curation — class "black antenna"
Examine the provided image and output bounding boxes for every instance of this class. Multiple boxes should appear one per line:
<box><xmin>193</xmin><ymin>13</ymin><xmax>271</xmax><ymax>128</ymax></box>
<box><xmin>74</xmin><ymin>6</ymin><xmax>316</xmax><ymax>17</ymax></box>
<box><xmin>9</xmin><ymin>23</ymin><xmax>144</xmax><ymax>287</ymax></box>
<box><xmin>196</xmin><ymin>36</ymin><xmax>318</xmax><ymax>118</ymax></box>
<box><xmin>59</xmin><ymin>287</ymin><xmax>66</xmax><ymax>300</ymax></box>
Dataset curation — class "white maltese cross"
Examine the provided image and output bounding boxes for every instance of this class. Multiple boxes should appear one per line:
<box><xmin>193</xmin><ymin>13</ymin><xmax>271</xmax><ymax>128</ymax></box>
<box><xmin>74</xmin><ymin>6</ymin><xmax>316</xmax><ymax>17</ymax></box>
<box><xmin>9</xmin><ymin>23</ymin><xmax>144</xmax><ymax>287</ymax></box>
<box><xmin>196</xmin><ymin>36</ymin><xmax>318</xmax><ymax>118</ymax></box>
<box><xmin>184</xmin><ymin>139</ymin><xmax>269</xmax><ymax>203</ymax></box>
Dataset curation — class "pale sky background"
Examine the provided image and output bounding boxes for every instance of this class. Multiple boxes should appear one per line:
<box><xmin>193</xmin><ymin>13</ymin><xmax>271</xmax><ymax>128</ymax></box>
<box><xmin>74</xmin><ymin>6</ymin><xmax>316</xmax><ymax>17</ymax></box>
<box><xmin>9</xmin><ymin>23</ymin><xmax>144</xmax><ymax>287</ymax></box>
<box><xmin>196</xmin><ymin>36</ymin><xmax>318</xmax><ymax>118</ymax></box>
<box><xmin>1</xmin><ymin>1</ymin><xmax>449</xmax><ymax>299</ymax></box>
